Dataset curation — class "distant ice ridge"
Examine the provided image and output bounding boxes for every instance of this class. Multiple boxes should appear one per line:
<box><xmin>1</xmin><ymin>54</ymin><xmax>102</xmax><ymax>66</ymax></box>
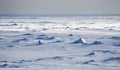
<box><xmin>0</xmin><ymin>16</ymin><xmax>120</xmax><ymax>31</ymax></box>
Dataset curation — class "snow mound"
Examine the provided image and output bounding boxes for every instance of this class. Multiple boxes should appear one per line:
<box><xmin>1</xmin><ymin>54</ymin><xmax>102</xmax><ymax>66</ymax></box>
<box><xmin>36</xmin><ymin>36</ymin><xmax>55</xmax><ymax>40</ymax></box>
<box><xmin>103</xmin><ymin>57</ymin><xmax>120</xmax><ymax>63</ymax></box>
<box><xmin>68</xmin><ymin>34</ymin><xmax>73</xmax><ymax>37</ymax></box>
<box><xmin>94</xmin><ymin>50</ymin><xmax>115</xmax><ymax>54</ymax></box>
<box><xmin>85</xmin><ymin>50</ymin><xmax>116</xmax><ymax>57</ymax></box>
<box><xmin>71</xmin><ymin>38</ymin><xmax>87</xmax><ymax>44</ymax></box>
<box><xmin>50</xmin><ymin>56</ymin><xmax>63</xmax><ymax>60</ymax></box>
<box><xmin>52</xmin><ymin>40</ymin><xmax>62</xmax><ymax>43</ymax></box>
<box><xmin>113</xmin><ymin>42</ymin><xmax>120</xmax><ymax>47</ymax></box>
<box><xmin>90</xmin><ymin>41</ymin><xmax>103</xmax><ymax>45</ymax></box>
<box><xmin>83</xmin><ymin>60</ymin><xmax>95</xmax><ymax>64</ymax></box>
<box><xmin>0</xmin><ymin>23</ymin><xmax>17</xmax><ymax>26</ymax></box>
<box><xmin>110</xmin><ymin>36</ymin><xmax>120</xmax><ymax>40</ymax></box>
<box><xmin>6</xmin><ymin>45</ymin><xmax>14</xmax><ymax>48</ymax></box>
<box><xmin>22</xmin><ymin>33</ymin><xmax>33</xmax><ymax>36</ymax></box>
<box><xmin>85</xmin><ymin>52</ymin><xmax>95</xmax><ymax>57</ymax></box>
<box><xmin>0</xmin><ymin>64</ymin><xmax>19</xmax><ymax>68</ymax></box>
<box><xmin>35</xmin><ymin>56</ymin><xmax>63</xmax><ymax>62</ymax></box>
<box><xmin>13</xmin><ymin>38</ymin><xmax>27</xmax><ymax>43</ymax></box>
<box><xmin>14</xmin><ymin>60</ymin><xmax>32</xmax><ymax>63</ymax></box>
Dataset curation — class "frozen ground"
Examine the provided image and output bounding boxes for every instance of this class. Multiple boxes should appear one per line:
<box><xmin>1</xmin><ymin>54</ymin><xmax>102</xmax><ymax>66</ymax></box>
<box><xmin>0</xmin><ymin>16</ymin><xmax>120</xmax><ymax>70</ymax></box>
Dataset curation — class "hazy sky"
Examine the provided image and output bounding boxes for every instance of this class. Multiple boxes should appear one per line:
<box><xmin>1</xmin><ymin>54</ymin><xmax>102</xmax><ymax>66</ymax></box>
<box><xmin>0</xmin><ymin>0</ymin><xmax>120</xmax><ymax>15</ymax></box>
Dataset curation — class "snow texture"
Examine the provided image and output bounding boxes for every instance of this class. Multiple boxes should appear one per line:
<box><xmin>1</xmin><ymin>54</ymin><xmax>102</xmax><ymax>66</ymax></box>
<box><xmin>0</xmin><ymin>16</ymin><xmax>120</xmax><ymax>70</ymax></box>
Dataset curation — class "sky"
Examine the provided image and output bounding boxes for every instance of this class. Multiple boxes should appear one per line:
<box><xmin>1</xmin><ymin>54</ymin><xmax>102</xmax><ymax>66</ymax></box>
<box><xmin>0</xmin><ymin>0</ymin><xmax>120</xmax><ymax>15</ymax></box>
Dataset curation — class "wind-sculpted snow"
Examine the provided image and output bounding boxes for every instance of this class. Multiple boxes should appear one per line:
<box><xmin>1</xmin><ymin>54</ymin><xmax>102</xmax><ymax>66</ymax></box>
<box><xmin>90</xmin><ymin>41</ymin><xmax>103</xmax><ymax>45</ymax></box>
<box><xmin>82</xmin><ymin>60</ymin><xmax>95</xmax><ymax>64</ymax></box>
<box><xmin>109</xmin><ymin>36</ymin><xmax>120</xmax><ymax>40</ymax></box>
<box><xmin>103</xmin><ymin>57</ymin><xmax>120</xmax><ymax>62</ymax></box>
<box><xmin>0</xmin><ymin>16</ymin><xmax>120</xmax><ymax>70</ymax></box>
<box><xmin>71</xmin><ymin>38</ymin><xmax>87</xmax><ymax>44</ymax></box>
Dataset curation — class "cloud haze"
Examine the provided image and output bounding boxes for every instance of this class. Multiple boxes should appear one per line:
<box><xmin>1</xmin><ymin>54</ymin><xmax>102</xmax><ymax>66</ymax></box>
<box><xmin>0</xmin><ymin>0</ymin><xmax>120</xmax><ymax>15</ymax></box>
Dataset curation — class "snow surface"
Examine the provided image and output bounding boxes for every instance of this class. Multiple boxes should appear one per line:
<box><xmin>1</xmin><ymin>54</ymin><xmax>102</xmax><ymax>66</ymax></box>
<box><xmin>0</xmin><ymin>16</ymin><xmax>120</xmax><ymax>70</ymax></box>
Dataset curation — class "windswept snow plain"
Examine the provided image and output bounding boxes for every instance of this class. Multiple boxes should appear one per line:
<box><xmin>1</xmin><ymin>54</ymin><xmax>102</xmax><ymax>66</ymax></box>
<box><xmin>0</xmin><ymin>16</ymin><xmax>120</xmax><ymax>70</ymax></box>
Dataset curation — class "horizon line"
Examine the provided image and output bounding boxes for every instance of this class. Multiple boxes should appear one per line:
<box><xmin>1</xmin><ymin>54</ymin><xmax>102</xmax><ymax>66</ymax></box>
<box><xmin>0</xmin><ymin>14</ymin><xmax>120</xmax><ymax>16</ymax></box>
